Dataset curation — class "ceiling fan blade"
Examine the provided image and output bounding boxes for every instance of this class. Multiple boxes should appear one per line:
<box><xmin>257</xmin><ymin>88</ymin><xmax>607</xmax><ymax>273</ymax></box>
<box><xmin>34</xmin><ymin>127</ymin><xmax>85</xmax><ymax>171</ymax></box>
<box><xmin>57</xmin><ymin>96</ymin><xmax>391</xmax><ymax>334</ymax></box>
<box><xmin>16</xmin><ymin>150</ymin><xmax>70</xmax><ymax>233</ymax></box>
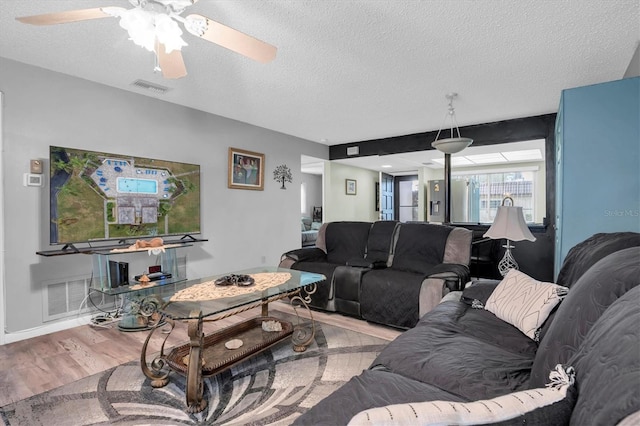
<box><xmin>16</xmin><ymin>8</ymin><xmax>114</xmax><ymax>25</ymax></box>
<box><xmin>186</xmin><ymin>14</ymin><xmax>277</xmax><ymax>63</ymax></box>
<box><xmin>157</xmin><ymin>43</ymin><xmax>188</xmax><ymax>79</ymax></box>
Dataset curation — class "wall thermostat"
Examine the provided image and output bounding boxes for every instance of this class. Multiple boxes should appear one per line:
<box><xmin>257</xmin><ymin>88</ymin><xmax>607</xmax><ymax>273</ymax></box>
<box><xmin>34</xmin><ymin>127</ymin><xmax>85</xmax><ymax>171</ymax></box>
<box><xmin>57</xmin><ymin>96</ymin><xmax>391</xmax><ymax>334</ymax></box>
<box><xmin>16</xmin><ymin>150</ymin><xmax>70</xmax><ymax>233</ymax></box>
<box><xmin>24</xmin><ymin>173</ymin><xmax>43</xmax><ymax>187</ymax></box>
<box><xmin>30</xmin><ymin>159</ymin><xmax>43</xmax><ymax>174</ymax></box>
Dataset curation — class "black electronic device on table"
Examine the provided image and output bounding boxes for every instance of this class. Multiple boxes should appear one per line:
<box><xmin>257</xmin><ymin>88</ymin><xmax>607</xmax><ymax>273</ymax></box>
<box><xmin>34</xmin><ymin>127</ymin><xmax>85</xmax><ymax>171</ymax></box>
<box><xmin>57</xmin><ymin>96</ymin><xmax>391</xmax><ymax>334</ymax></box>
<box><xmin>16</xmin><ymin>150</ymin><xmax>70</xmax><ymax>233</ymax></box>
<box><xmin>134</xmin><ymin>272</ymin><xmax>172</xmax><ymax>282</ymax></box>
<box><xmin>109</xmin><ymin>261</ymin><xmax>129</xmax><ymax>287</ymax></box>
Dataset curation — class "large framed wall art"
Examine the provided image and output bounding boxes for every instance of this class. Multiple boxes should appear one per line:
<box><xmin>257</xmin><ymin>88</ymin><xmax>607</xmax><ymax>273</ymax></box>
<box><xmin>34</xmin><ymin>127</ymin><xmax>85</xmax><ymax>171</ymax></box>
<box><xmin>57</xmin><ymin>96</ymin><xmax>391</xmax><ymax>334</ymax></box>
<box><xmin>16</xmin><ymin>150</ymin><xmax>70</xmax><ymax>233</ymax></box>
<box><xmin>228</xmin><ymin>147</ymin><xmax>265</xmax><ymax>190</ymax></box>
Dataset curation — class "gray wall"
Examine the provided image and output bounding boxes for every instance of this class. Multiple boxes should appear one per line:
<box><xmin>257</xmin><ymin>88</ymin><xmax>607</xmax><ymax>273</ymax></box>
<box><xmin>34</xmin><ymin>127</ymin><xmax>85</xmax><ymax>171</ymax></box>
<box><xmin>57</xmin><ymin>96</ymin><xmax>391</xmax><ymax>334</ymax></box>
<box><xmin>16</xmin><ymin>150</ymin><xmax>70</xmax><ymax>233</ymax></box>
<box><xmin>301</xmin><ymin>172</ymin><xmax>322</xmax><ymax>218</ymax></box>
<box><xmin>624</xmin><ymin>43</ymin><xmax>639</xmax><ymax>78</ymax></box>
<box><xmin>0</xmin><ymin>58</ymin><xmax>328</xmax><ymax>336</ymax></box>
<box><xmin>324</xmin><ymin>162</ymin><xmax>379</xmax><ymax>223</ymax></box>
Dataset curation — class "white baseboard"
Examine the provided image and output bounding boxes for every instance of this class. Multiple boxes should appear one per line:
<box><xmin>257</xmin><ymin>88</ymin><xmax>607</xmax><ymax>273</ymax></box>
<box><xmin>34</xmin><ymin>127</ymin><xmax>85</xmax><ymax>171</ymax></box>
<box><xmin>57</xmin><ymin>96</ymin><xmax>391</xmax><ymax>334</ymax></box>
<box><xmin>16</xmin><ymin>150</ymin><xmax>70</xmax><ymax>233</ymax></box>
<box><xmin>2</xmin><ymin>314</ymin><xmax>93</xmax><ymax>345</ymax></box>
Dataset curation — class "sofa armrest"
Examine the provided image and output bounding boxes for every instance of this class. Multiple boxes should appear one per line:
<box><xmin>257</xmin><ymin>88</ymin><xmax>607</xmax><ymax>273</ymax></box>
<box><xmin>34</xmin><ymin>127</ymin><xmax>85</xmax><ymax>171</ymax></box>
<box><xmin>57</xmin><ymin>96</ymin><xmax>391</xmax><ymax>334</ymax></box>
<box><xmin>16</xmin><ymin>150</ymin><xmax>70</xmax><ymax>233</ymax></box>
<box><xmin>440</xmin><ymin>290</ymin><xmax>463</xmax><ymax>304</ymax></box>
<box><xmin>417</xmin><ymin>264</ymin><xmax>470</xmax><ymax>318</ymax></box>
<box><xmin>426</xmin><ymin>263</ymin><xmax>470</xmax><ymax>292</ymax></box>
<box><xmin>280</xmin><ymin>247</ymin><xmax>327</xmax><ymax>269</ymax></box>
<box><xmin>280</xmin><ymin>247</ymin><xmax>327</xmax><ymax>264</ymax></box>
<box><xmin>419</xmin><ymin>277</ymin><xmax>449</xmax><ymax>317</ymax></box>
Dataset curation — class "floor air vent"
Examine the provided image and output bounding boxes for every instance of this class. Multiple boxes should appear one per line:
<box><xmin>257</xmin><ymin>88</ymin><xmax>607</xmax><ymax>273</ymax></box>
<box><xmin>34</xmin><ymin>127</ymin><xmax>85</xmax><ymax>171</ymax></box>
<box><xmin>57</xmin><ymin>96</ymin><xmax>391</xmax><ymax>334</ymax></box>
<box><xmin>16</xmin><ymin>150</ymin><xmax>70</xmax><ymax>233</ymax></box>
<box><xmin>43</xmin><ymin>276</ymin><xmax>116</xmax><ymax>322</ymax></box>
<box><xmin>43</xmin><ymin>256</ymin><xmax>186</xmax><ymax>322</ymax></box>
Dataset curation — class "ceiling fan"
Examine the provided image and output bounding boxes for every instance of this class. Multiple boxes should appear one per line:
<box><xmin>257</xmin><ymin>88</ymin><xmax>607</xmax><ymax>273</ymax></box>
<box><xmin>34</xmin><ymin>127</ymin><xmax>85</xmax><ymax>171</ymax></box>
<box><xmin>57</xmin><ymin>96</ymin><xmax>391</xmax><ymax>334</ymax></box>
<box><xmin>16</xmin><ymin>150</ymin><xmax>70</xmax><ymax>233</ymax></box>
<box><xmin>16</xmin><ymin>0</ymin><xmax>277</xmax><ymax>79</ymax></box>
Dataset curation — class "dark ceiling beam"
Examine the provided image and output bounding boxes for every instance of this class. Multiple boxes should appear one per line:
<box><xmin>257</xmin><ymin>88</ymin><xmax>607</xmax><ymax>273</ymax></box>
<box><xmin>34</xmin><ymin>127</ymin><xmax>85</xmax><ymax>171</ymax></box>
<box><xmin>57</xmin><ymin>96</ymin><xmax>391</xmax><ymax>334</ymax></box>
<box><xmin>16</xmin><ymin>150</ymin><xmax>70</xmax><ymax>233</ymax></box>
<box><xmin>329</xmin><ymin>113</ymin><xmax>557</xmax><ymax>160</ymax></box>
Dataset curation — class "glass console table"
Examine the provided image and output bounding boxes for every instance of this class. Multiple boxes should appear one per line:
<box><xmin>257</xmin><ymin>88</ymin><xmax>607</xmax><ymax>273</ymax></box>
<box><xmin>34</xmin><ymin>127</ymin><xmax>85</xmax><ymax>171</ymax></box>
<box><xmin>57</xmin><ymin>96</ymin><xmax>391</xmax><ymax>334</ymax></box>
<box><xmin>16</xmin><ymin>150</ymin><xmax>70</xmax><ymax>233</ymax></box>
<box><xmin>36</xmin><ymin>237</ymin><xmax>208</xmax><ymax>332</ymax></box>
<box><xmin>89</xmin><ymin>243</ymin><xmax>191</xmax><ymax>331</ymax></box>
<box><xmin>139</xmin><ymin>266</ymin><xmax>325</xmax><ymax>413</ymax></box>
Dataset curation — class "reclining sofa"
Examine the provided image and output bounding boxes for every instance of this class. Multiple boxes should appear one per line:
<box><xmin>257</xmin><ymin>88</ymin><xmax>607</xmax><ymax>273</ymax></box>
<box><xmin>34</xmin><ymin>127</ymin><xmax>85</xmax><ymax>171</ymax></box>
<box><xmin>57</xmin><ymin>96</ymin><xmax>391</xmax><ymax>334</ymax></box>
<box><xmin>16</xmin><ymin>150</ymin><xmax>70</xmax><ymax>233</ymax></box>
<box><xmin>279</xmin><ymin>221</ymin><xmax>472</xmax><ymax>329</ymax></box>
<box><xmin>293</xmin><ymin>231</ymin><xmax>640</xmax><ymax>425</ymax></box>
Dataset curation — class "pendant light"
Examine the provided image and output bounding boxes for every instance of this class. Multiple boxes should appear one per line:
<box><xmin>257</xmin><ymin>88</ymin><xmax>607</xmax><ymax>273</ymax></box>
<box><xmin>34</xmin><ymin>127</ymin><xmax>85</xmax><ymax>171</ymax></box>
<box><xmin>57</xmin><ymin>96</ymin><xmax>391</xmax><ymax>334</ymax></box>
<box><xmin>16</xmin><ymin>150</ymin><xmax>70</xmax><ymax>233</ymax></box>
<box><xmin>432</xmin><ymin>92</ymin><xmax>473</xmax><ymax>154</ymax></box>
<box><xmin>431</xmin><ymin>92</ymin><xmax>473</xmax><ymax>224</ymax></box>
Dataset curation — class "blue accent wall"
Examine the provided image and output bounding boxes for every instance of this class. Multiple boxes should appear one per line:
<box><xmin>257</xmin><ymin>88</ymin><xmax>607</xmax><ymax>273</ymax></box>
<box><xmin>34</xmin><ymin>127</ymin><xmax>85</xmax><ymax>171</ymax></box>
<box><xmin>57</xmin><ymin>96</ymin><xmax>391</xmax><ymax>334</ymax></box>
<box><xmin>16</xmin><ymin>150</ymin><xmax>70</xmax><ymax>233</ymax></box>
<box><xmin>555</xmin><ymin>77</ymin><xmax>640</xmax><ymax>276</ymax></box>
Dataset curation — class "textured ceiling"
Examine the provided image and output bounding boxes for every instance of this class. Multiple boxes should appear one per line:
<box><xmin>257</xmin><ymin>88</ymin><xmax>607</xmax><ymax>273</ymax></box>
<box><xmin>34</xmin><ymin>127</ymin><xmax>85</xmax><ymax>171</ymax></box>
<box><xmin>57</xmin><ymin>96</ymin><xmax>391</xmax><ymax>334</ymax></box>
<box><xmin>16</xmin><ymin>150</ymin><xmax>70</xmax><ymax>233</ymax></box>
<box><xmin>0</xmin><ymin>1</ymin><xmax>638</xmax><ymax>146</ymax></box>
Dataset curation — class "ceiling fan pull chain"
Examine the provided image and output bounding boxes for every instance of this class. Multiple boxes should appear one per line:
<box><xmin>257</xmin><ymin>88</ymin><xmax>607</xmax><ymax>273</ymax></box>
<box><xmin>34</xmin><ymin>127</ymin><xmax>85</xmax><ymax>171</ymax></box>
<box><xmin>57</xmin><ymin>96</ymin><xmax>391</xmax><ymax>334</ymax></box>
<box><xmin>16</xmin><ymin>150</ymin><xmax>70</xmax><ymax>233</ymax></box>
<box><xmin>154</xmin><ymin>39</ymin><xmax>162</xmax><ymax>73</ymax></box>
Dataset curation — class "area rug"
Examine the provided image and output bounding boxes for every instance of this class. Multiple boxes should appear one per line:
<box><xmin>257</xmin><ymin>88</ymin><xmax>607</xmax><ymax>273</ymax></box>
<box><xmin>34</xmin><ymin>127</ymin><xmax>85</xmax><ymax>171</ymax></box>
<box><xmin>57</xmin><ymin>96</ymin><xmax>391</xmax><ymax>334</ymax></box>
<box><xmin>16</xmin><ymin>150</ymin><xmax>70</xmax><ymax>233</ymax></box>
<box><xmin>0</xmin><ymin>319</ymin><xmax>390</xmax><ymax>425</ymax></box>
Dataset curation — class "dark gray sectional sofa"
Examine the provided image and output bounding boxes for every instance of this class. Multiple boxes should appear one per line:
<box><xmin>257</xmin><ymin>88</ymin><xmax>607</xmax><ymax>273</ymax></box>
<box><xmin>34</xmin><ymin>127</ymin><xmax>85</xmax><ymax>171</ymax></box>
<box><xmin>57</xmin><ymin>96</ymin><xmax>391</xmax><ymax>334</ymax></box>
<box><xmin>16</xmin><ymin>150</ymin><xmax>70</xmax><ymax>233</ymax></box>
<box><xmin>279</xmin><ymin>221</ymin><xmax>473</xmax><ymax>329</ymax></box>
<box><xmin>293</xmin><ymin>232</ymin><xmax>640</xmax><ymax>425</ymax></box>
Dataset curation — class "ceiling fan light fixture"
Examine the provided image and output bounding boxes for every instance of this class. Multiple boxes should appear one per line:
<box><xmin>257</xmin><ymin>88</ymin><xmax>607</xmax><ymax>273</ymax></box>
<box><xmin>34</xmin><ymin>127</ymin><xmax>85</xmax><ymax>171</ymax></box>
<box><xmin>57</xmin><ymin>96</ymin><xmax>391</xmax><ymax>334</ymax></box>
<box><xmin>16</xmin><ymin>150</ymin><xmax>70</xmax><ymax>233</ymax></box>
<box><xmin>106</xmin><ymin>7</ymin><xmax>187</xmax><ymax>53</ymax></box>
<box><xmin>16</xmin><ymin>0</ymin><xmax>276</xmax><ymax>79</ymax></box>
<box><xmin>155</xmin><ymin>14</ymin><xmax>188</xmax><ymax>52</ymax></box>
<box><xmin>431</xmin><ymin>93</ymin><xmax>473</xmax><ymax>154</ymax></box>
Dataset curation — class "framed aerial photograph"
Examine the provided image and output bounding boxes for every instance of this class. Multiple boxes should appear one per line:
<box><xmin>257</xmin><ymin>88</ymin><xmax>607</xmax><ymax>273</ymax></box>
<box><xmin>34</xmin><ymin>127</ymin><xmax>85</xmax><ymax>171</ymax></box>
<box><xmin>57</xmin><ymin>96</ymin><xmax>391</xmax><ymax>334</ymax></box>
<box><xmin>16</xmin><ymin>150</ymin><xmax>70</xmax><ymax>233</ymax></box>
<box><xmin>228</xmin><ymin>147</ymin><xmax>265</xmax><ymax>190</ymax></box>
<box><xmin>345</xmin><ymin>179</ymin><xmax>357</xmax><ymax>195</ymax></box>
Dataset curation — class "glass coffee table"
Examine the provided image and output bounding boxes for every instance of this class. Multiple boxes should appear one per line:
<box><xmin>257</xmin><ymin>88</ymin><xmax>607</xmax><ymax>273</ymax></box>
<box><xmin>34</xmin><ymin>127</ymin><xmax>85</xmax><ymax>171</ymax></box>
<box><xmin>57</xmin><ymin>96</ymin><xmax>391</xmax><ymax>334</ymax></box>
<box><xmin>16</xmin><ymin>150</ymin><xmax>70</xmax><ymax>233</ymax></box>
<box><xmin>139</xmin><ymin>266</ymin><xmax>324</xmax><ymax>413</ymax></box>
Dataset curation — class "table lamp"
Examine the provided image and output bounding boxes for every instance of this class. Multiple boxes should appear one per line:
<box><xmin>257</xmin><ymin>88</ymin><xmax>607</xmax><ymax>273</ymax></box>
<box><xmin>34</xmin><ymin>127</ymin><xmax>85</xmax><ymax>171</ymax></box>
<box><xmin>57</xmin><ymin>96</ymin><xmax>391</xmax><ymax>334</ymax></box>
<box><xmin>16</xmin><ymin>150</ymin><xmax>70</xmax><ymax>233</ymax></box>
<box><xmin>483</xmin><ymin>197</ymin><xmax>536</xmax><ymax>276</ymax></box>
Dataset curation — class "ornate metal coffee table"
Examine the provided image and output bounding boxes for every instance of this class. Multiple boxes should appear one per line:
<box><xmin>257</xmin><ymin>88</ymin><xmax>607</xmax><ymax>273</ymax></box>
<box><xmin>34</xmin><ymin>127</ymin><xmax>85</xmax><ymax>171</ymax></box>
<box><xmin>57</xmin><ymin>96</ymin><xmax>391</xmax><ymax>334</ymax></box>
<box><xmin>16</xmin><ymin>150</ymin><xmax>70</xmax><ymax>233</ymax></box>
<box><xmin>139</xmin><ymin>267</ymin><xmax>324</xmax><ymax>413</ymax></box>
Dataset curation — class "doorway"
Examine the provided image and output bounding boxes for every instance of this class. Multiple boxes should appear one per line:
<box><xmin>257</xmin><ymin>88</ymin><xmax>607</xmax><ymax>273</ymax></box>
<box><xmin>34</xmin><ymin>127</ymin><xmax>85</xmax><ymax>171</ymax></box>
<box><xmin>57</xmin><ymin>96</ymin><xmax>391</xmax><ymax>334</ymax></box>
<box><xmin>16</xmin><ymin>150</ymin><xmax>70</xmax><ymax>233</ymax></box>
<box><xmin>379</xmin><ymin>172</ymin><xmax>394</xmax><ymax>220</ymax></box>
<box><xmin>394</xmin><ymin>175</ymin><xmax>419</xmax><ymax>222</ymax></box>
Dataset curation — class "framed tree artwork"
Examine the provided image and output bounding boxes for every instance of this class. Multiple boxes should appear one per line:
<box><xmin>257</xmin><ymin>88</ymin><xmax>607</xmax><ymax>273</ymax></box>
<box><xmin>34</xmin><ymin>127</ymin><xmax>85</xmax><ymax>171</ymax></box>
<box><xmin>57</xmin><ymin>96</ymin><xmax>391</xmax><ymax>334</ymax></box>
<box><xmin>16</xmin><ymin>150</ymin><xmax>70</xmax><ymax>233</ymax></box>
<box><xmin>228</xmin><ymin>147</ymin><xmax>265</xmax><ymax>190</ymax></box>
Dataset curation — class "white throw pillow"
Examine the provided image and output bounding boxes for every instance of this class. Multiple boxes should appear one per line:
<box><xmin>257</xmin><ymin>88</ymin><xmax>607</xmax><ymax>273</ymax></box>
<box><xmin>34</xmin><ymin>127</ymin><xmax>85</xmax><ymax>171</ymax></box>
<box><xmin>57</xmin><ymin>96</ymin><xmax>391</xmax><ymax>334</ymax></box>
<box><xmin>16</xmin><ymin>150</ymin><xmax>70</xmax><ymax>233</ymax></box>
<box><xmin>484</xmin><ymin>269</ymin><xmax>568</xmax><ymax>340</ymax></box>
<box><xmin>348</xmin><ymin>365</ymin><xmax>576</xmax><ymax>426</ymax></box>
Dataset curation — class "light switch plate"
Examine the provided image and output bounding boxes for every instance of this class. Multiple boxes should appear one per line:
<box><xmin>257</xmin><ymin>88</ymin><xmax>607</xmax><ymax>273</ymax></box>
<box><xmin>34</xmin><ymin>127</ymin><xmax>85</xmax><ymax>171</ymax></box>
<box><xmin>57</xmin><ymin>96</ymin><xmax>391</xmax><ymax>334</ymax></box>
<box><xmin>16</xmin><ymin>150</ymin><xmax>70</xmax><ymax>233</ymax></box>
<box><xmin>30</xmin><ymin>159</ymin><xmax>43</xmax><ymax>174</ymax></box>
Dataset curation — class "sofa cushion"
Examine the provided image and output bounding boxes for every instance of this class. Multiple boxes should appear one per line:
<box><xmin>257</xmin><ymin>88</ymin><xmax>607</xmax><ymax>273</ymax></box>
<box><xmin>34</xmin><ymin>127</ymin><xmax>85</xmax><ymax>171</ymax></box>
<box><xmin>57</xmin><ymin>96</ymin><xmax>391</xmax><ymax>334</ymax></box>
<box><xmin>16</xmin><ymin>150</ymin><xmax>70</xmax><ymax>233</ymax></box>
<box><xmin>364</xmin><ymin>220</ymin><xmax>398</xmax><ymax>264</ymax></box>
<box><xmin>529</xmin><ymin>246</ymin><xmax>640</xmax><ymax>387</ymax></box>
<box><xmin>371</xmin><ymin>301</ymin><xmax>537</xmax><ymax>400</ymax></box>
<box><xmin>484</xmin><ymin>269</ymin><xmax>568</xmax><ymax>341</ymax></box>
<box><xmin>556</xmin><ymin>231</ymin><xmax>640</xmax><ymax>288</ymax></box>
<box><xmin>456</xmin><ymin>305</ymin><xmax>539</xmax><ymax>356</ymax></box>
<box><xmin>461</xmin><ymin>279</ymin><xmax>501</xmax><ymax>306</ymax></box>
<box><xmin>391</xmin><ymin>223</ymin><xmax>452</xmax><ymax>274</ymax></box>
<box><xmin>292</xmin><ymin>369</ymin><xmax>465</xmax><ymax>426</ymax></box>
<box><xmin>349</xmin><ymin>365</ymin><xmax>576</xmax><ymax>426</ymax></box>
<box><xmin>324</xmin><ymin>221</ymin><xmax>372</xmax><ymax>264</ymax></box>
<box><xmin>568</xmin><ymin>285</ymin><xmax>640</xmax><ymax>426</ymax></box>
<box><xmin>360</xmin><ymin>269</ymin><xmax>425</xmax><ymax>328</ymax></box>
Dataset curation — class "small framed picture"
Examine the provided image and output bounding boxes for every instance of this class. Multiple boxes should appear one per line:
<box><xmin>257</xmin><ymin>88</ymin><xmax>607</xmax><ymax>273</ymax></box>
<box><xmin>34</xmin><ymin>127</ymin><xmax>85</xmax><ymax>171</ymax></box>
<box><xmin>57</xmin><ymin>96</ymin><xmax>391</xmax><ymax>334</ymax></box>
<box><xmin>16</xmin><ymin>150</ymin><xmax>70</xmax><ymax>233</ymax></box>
<box><xmin>228</xmin><ymin>147</ymin><xmax>265</xmax><ymax>190</ymax></box>
<box><xmin>345</xmin><ymin>179</ymin><xmax>357</xmax><ymax>195</ymax></box>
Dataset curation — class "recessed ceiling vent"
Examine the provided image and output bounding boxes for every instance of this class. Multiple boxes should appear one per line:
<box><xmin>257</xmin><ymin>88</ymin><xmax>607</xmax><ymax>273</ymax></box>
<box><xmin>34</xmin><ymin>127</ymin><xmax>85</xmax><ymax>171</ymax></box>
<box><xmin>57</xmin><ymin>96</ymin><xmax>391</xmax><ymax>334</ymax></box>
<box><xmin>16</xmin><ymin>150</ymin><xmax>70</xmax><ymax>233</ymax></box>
<box><xmin>131</xmin><ymin>79</ymin><xmax>171</xmax><ymax>95</ymax></box>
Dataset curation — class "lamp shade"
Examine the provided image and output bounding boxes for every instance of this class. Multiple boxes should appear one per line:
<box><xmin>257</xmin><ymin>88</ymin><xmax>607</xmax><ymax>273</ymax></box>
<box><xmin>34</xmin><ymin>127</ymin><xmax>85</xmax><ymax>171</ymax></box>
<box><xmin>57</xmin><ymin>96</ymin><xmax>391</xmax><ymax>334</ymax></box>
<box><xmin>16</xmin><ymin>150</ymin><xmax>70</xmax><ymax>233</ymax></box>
<box><xmin>484</xmin><ymin>206</ymin><xmax>536</xmax><ymax>242</ymax></box>
<box><xmin>431</xmin><ymin>137</ymin><xmax>473</xmax><ymax>154</ymax></box>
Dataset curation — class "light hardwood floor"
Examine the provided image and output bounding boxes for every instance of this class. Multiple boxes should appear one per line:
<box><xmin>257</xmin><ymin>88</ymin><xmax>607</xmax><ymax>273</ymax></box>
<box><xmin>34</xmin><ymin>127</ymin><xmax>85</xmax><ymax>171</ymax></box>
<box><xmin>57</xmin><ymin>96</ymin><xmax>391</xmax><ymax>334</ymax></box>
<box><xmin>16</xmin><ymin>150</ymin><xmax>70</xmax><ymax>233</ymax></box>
<box><xmin>0</xmin><ymin>301</ymin><xmax>401</xmax><ymax>407</ymax></box>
